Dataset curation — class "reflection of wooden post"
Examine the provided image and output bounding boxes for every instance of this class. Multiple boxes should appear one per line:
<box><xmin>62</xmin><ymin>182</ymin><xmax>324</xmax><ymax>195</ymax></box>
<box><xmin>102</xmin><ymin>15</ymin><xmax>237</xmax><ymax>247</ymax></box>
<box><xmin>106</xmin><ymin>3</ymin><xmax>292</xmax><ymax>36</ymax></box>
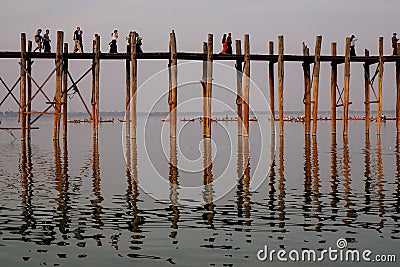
<box><xmin>204</xmin><ymin>34</ymin><xmax>213</xmax><ymax>138</ymax></box>
<box><xmin>243</xmin><ymin>34</ymin><xmax>250</xmax><ymax>136</ymax></box>
<box><xmin>396</xmin><ymin>43</ymin><xmax>400</xmax><ymax>133</ymax></box>
<box><xmin>125</xmin><ymin>33</ymin><xmax>131</xmax><ymax>138</ymax></box>
<box><xmin>303</xmin><ymin>42</ymin><xmax>311</xmax><ymax>135</ymax></box>
<box><xmin>312</xmin><ymin>36</ymin><xmax>322</xmax><ymax>136</ymax></box>
<box><xmin>20</xmin><ymin>33</ymin><xmax>27</xmax><ymax>141</ymax></box>
<box><xmin>236</xmin><ymin>40</ymin><xmax>243</xmax><ymax>136</ymax></box>
<box><xmin>62</xmin><ymin>43</ymin><xmax>68</xmax><ymax>140</ymax></box>
<box><xmin>131</xmin><ymin>32</ymin><xmax>137</xmax><ymax>139</ymax></box>
<box><xmin>27</xmin><ymin>41</ymin><xmax>32</xmax><ymax>134</ymax></box>
<box><xmin>330</xmin><ymin>43</ymin><xmax>337</xmax><ymax>134</ymax></box>
<box><xmin>364</xmin><ymin>49</ymin><xmax>371</xmax><ymax>134</ymax></box>
<box><xmin>343</xmin><ymin>37</ymin><xmax>351</xmax><ymax>136</ymax></box>
<box><xmin>377</xmin><ymin>37</ymin><xmax>384</xmax><ymax>135</ymax></box>
<box><xmin>93</xmin><ymin>35</ymin><xmax>100</xmax><ymax>138</ymax></box>
<box><xmin>53</xmin><ymin>31</ymin><xmax>64</xmax><ymax>140</ymax></box>
<box><xmin>269</xmin><ymin>41</ymin><xmax>275</xmax><ymax>124</ymax></box>
<box><xmin>278</xmin><ymin>36</ymin><xmax>284</xmax><ymax>136</ymax></box>
<box><xmin>169</xmin><ymin>31</ymin><xmax>178</xmax><ymax>138</ymax></box>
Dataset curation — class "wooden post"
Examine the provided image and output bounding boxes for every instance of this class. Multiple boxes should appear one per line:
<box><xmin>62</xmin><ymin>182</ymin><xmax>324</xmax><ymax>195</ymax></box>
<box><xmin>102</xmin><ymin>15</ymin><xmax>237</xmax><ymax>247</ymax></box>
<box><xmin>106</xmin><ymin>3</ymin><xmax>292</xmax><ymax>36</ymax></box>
<box><xmin>20</xmin><ymin>33</ymin><xmax>27</xmax><ymax>141</ymax></box>
<box><xmin>396</xmin><ymin>43</ymin><xmax>400</xmax><ymax>133</ymax></box>
<box><xmin>269</xmin><ymin>41</ymin><xmax>275</xmax><ymax>124</ymax></box>
<box><xmin>236</xmin><ymin>40</ymin><xmax>243</xmax><ymax>136</ymax></box>
<box><xmin>377</xmin><ymin>37</ymin><xmax>384</xmax><ymax>135</ymax></box>
<box><xmin>330</xmin><ymin>43</ymin><xmax>337</xmax><ymax>134</ymax></box>
<box><xmin>204</xmin><ymin>34</ymin><xmax>213</xmax><ymax>138</ymax></box>
<box><xmin>169</xmin><ymin>31</ymin><xmax>178</xmax><ymax>138</ymax></box>
<box><xmin>131</xmin><ymin>32</ymin><xmax>137</xmax><ymax>139</ymax></box>
<box><xmin>202</xmin><ymin>42</ymin><xmax>207</xmax><ymax>135</ymax></box>
<box><xmin>53</xmin><ymin>31</ymin><xmax>63</xmax><ymax>140</ymax></box>
<box><xmin>343</xmin><ymin>37</ymin><xmax>351</xmax><ymax>136</ymax></box>
<box><xmin>93</xmin><ymin>35</ymin><xmax>100</xmax><ymax>138</ymax></box>
<box><xmin>27</xmin><ymin>41</ymin><xmax>32</xmax><ymax>135</ymax></box>
<box><xmin>312</xmin><ymin>36</ymin><xmax>322</xmax><ymax>136</ymax></box>
<box><xmin>62</xmin><ymin>43</ymin><xmax>68</xmax><ymax>140</ymax></box>
<box><xmin>125</xmin><ymin>33</ymin><xmax>131</xmax><ymax>138</ymax></box>
<box><xmin>243</xmin><ymin>34</ymin><xmax>250</xmax><ymax>137</ymax></box>
<box><xmin>364</xmin><ymin>49</ymin><xmax>371</xmax><ymax>134</ymax></box>
<box><xmin>302</xmin><ymin>42</ymin><xmax>311</xmax><ymax>135</ymax></box>
<box><xmin>278</xmin><ymin>35</ymin><xmax>284</xmax><ymax>136</ymax></box>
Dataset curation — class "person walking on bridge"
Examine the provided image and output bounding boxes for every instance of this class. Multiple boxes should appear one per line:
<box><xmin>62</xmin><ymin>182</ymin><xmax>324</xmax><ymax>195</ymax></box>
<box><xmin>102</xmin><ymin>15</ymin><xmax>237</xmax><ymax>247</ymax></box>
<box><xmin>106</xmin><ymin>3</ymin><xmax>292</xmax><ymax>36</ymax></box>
<box><xmin>392</xmin><ymin>33</ymin><xmax>399</xmax><ymax>55</ymax></box>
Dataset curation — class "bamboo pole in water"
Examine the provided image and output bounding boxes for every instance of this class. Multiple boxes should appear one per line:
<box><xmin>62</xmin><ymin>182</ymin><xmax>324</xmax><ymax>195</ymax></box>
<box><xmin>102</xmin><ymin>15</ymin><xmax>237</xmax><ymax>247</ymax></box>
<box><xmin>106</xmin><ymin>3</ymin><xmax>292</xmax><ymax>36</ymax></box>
<box><xmin>125</xmin><ymin>33</ymin><xmax>131</xmax><ymax>138</ymax></box>
<box><xmin>169</xmin><ymin>31</ymin><xmax>178</xmax><ymax>139</ymax></box>
<box><xmin>243</xmin><ymin>34</ymin><xmax>250</xmax><ymax>137</ymax></box>
<box><xmin>377</xmin><ymin>37</ymin><xmax>384</xmax><ymax>135</ymax></box>
<box><xmin>278</xmin><ymin>35</ymin><xmax>284</xmax><ymax>136</ymax></box>
<box><xmin>269</xmin><ymin>41</ymin><xmax>275</xmax><ymax>125</ymax></box>
<box><xmin>20</xmin><ymin>33</ymin><xmax>27</xmax><ymax>141</ymax></box>
<box><xmin>236</xmin><ymin>39</ymin><xmax>243</xmax><ymax>136</ymax></box>
<box><xmin>62</xmin><ymin>43</ymin><xmax>68</xmax><ymax>140</ymax></box>
<box><xmin>330</xmin><ymin>43</ymin><xmax>337</xmax><ymax>134</ymax></box>
<box><xmin>53</xmin><ymin>31</ymin><xmax>63</xmax><ymax>140</ymax></box>
<box><xmin>364</xmin><ymin>49</ymin><xmax>371</xmax><ymax>135</ymax></box>
<box><xmin>204</xmin><ymin>34</ymin><xmax>213</xmax><ymax>138</ymax></box>
<box><xmin>302</xmin><ymin>42</ymin><xmax>311</xmax><ymax>135</ymax></box>
<box><xmin>131</xmin><ymin>32</ymin><xmax>137</xmax><ymax>139</ymax></box>
<box><xmin>396</xmin><ymin>43</ymin><xmax>400</xmax><ymax>133</ymax></box>
<box><xmin>27</xmin><ymin>41</ymin><xmax>32</xmax><ymax>134</ymax></box>
<box><xmin>312</xmin><ymin>36</ymin><xmax>322</xmax><ymax>136</ymax></box>
<box><xmin>93</xmin><ymin>34</ymin><xmax>100</xmax><ymax>138</ymax></box>
<box><xmin>343</xmin><ymin>37</ymin><xmax>351</xmax><ymax>136</ymax></box>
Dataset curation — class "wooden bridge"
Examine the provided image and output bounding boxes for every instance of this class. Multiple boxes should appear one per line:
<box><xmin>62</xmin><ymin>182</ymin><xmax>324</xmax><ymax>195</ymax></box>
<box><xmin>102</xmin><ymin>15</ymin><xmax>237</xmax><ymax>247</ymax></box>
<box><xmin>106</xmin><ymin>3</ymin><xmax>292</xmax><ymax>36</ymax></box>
<box><xmin>1</xmin><ymin>31</ymin><xmax>399</xmax><ymax>141</ymax></box>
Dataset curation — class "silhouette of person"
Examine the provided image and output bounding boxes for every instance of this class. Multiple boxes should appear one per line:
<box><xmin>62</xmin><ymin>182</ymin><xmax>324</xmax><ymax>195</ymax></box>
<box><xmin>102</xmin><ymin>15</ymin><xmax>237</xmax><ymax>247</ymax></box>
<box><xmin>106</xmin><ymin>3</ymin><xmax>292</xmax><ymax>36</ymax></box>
<box><xmin>220</xmin><ymin>33</ymin><xmax>227</xmax><ymax>54</ymax></box>
<box><xmin>33</xmin><ymin>29</ymin><xmax>42</xmax><ymax>52</ymax></box>
<box><xmin>42</xmin><ymin>29</ymin><xmax>51</xmax><ymax>52</ymax></box>
<box><xmin>73</xmin><ymin>27</ymin><xmax>83</xmax><ymax>53</ymax></box>
<box><xmin>109</xmin><ymin>30</ymin><xmax>118</xmax><ymax>53</ymax></box>
<box><xmin>350</xmin><ymin>34</ymin><xmax>358</xmax><ymax>56</ymax></box>
<box><xmin>226</xmin><ymin>33</ymin><xmax>232</xmax><ymax>54</ymax></box>
<box><xmin>392</xmin><ymin>33</ymin><xmax>399</xmax><ymax>55</ymax></box>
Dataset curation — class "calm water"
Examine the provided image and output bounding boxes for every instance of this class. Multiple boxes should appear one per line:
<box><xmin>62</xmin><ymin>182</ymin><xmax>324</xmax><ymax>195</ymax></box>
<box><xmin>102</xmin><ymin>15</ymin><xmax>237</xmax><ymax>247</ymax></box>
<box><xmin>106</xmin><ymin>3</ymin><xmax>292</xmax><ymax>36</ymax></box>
<box><xmin>0</xmin><ymin>115</ymin><xmax>399</xmax><ymax>266</ymax></box>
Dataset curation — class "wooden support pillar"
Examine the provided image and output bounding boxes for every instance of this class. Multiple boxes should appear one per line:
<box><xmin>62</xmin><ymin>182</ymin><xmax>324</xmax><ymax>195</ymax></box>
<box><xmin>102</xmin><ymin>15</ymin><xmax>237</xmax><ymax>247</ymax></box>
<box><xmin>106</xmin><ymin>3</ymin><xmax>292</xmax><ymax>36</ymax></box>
<box><xmin>330</xmin><ymin>43</ymin><xmax>337</xmax><ymax>134</ymax></box>
<box><xmin>204</xmin><ymin>34</ymin><xmax>213</xmax><ymax>138</ymax></box>
<box><xmin>20</xmin><ymin>33</ymin><xmax>27</xmax><ymax>141</ymax></box>
<box><xmin>312</xmin><ymin>36</ymin><xmax>322</xmax><ymax>136</ymax></box>
<box><xmin>302</xmin><ymin>42</ymin><xmax>311</xmax><ymax>135</ymax></box>
<box><xmin>92</xmin><ymin>35</ymin><xmax>100</xmax><ymax>138</ymax></box>
<box><xmin>169</xmin><ymin>31</ymin><xmax>178</xmax><ymax>138</ymax></box>
<box><xmin>277</xmin><ymin>35</ymin><xmax>284</xmax><ymax>136</ymax></box>
<box><xmin>269</xmin><ymin>41</ymin><xmax>275</xmax><ymax>124</ymax></box>
<box><xmin>243</xmin><ymin>34</ymin><xmax>250</xmax><ymax>137</ymax></box>
<box><xmin>377</xmin><ymin>37</ymin><xmax>384</xmax><ymax>135</ymax></box>
<box><xmin>53</xmin><ymin>31</ymin><xmax>64</xmax><ymax>140</ymax></box>
<box><xmin>125</xmin><ymin>33</ymin><xmax>131</xmax><ymax>138</ymax></box>
<box><xmin>27</xmin><ymin>41</ymin><xmax>32</xmax><ymax>135</ymax></box>
<box><xmin>236</xmin><ymin>40</ymin><xmax>243</xmax><ymax>136</ymax></box>
<box><xmin>343</xmin><ymin>37</ymin><xmax>351</xmax><ymax>136</ymax></box>
<box><xmin>62</xmin><ymin>43</ymin><xmax>68</xmax><ymax>140</ymax></box>
<box><xmin>364</xmin><ymin>49</ymin><xmax>371</xmax><ymax>134</ymax></box>
<box><xmin>396</xmin><ymin>43</ymin><xmax>400</xmax><ymax>133</ymax></box>
<box><xmin>130</xmin><ymin>32</ymin><xmax>137</xmax><ymax>139</ymax></box>
<box><xmin>202</xmin><ymin>42</ymin><xmax>207</xmax><ymax>133</ymax></box>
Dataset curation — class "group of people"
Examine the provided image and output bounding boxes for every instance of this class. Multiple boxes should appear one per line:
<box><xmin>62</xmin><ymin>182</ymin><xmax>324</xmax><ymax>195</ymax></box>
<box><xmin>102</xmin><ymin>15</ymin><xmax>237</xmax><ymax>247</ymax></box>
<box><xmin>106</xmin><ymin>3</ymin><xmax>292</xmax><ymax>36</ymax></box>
<box><xmin>33</xmin><ymin>28</ymin><xmax>51</xmax><ymax>52</ymax></box>
<box><xmin>350</xmin><ymin>33</ymin><xmax>400</xmax><ymax>56</ymax></box>
<box><xmin>33</xmin><ymin>26</ymin><xmax>143</xmax><ymax>54</ymax></box>
<box><xmin>220</xmin><ymin>33</ymin><xmax>233</xmax><ymax>54</ymax></box>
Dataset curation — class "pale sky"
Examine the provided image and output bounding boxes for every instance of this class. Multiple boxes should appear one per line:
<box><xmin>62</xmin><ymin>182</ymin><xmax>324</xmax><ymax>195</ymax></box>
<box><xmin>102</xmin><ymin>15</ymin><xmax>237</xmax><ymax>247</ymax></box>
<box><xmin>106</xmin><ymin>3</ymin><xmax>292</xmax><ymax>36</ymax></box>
<box><xmin>1</xmin><ymin>0</ymin><xmax>399</xmax><ymax>113</ymax></box>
